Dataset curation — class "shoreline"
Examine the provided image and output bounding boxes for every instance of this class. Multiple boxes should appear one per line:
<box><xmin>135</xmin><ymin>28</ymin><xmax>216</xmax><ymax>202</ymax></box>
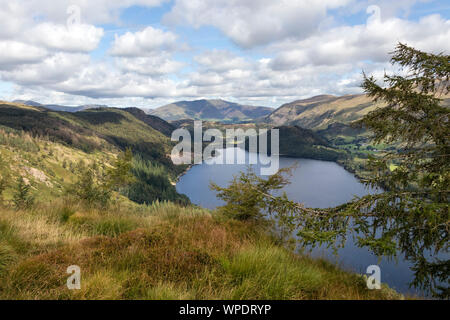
<box><xmin>173</xmin><ymin>164</ymin><xmax>195</xmax><ymax>186</ymax></box>
<box><xmin>173</xmin><ymin>149</ymin><xmax>371</xmax><ymax>191</ymax></box>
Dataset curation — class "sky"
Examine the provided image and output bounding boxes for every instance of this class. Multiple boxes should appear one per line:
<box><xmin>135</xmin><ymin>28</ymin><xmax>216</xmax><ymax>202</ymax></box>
<box><xmin>0</xmin><ymin>0</ymin><xmax>449</xmax><ymax>109</ymax></box>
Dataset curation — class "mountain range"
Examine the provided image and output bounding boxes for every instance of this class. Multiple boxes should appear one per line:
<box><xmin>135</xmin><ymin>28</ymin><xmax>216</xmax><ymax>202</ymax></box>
<box><xmin>12</xmin><ymin>95</ymin><xmax>385</xmax><ymax>128</ymax></box>
<box><xmin>147</xmin><ymin>99</ymin><xmax>273</xmax><ymax>122</ymax></box>
<box><xmin>13</xmin><ymin>100</ymin><xmax>107</xmax><ymax>113</ymax></box>
<box><xmin>14</xmin><ymin>94</ymin><xmax>450</xmax><ymax>132</ymax></box>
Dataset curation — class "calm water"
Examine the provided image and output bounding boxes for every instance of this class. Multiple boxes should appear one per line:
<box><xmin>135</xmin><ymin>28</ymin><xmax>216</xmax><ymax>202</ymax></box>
<box><xmin>176</xmin><ymin>148</ymin><xmax>445</xmax><ymax>296</ymax></box>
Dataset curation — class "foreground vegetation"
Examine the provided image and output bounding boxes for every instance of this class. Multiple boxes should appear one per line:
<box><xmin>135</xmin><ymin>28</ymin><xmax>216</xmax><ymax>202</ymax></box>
<box><xmin>0</xmin><ymin>199</ymin><xmax>400</xmax><ymax>300</ymax></box>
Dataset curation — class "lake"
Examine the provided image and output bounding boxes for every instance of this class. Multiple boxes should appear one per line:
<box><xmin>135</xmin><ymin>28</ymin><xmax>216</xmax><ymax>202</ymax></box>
<box><xmin>176</xmin><ymin>148</ymin><xmax>445</xmax><ymax>297</ymax></box>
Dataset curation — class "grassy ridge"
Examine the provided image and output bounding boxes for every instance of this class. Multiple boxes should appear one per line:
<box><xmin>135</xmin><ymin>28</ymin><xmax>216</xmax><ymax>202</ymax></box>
<box><xmin>0</xmin><ymin>200</ymin><xmax>401</xmax><ymax>300</ymax></box>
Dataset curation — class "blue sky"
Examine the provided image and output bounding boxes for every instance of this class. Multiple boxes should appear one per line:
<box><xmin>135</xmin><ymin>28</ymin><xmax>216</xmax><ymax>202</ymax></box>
<box><xmin>0</xmin><ymin>0</ymin><xmax>449</xmax><ymax>108</ymax></box>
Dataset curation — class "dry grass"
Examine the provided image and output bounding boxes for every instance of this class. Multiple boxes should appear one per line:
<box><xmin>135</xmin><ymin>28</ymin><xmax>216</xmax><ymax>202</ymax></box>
<box><xmin>0</xmin><ymin>209</ymin><xmax>86</xmax><ymax>250</ymax></box>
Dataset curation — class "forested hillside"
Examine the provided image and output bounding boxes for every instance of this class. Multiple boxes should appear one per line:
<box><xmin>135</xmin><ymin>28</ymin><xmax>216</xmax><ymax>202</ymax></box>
<box><xmin>0</xmin><ymin>101</ymin><xmax>188</xmax><ymax>205</ymax></box>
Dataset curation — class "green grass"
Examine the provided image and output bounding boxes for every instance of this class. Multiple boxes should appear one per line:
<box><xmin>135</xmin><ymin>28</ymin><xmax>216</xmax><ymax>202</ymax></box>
<box><xmin>219</xmin><ymin>244</ymin><xmax>324</xmax><ymax>299</ymax></box>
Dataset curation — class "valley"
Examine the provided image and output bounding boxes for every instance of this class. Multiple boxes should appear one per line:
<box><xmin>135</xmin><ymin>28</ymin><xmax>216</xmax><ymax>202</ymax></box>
<box><xmin>1</xmin><ymin>86</ymin><xmax>448</xmax><ymax>299</ymax></box>
<box><xmin>0</xmin><ymin>98</ymin><xmax>402</xmax><ymax>300</ymax></box>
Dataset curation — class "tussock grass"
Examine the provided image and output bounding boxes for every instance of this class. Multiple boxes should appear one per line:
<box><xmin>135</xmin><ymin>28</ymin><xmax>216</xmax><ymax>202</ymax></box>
<box><xmin>0</xmin><ymin>241</ymin><xmax>16</xmax><ymax>277</ymax></box>
<box><xmin>141</xmin><ymin>281</ymin><xmax>193</xmax><ymax>300</ymax></box>
<box><xmin>219</xmin><ymin>244</ymin><xmax>324</xmax><ymax>299</ymax></box>
<box><xmin>71</xmin><ymin>271</ymin><xmax>125</xmax><ymax>300</ymax></box>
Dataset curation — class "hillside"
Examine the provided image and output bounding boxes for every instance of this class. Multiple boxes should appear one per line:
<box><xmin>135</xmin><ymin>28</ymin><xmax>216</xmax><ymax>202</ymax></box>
<box><xmin>275</xmin><ymin>126</ymin><xmax>344</xmax><ymax>160</ymax></box>
<box><xmin>123</xmin><ymin>108</ymin><xmax>176</xmax><ymax>137</ymax></box>
<box><xmin>266</xmin><ymin>94</ymin><xmax>450</xmax><ymax>130</ymax></box>
<box><xmin>1</xmin><ymin>102</ymin><xmax>171</xmax><ymax>160</ymax></box>
<box><xmin>168</xmin><ymin>119</ymin><xmax>344</xmax><ymax>162</ymax></box>
<box><xmin>148</xmin><ymin>99</ymin><xmax>273</xmax><ymax>122</ymax></box>
<box><xmin>265</xmin><ymin>94</ymin><xmax>384</xmax><ymax>130</ymax></box>
<box><xmin>246</xmin><ymin>125</ymin><xmax>344</xmax><ymax>161</ymax></box>
<box><xmin>0</xmin><ymin>101</ymin><xmax>188</xmax><ymax>204</ymax></box>
<box><xmin>264</xmin><ymin>93</ymin><xmax>449</xmax><ymax>180</ymax></box>
<box><xmin>13</xmin><ymin>100</ymin><xmax>176</xmax><ymax>137</ymax></box>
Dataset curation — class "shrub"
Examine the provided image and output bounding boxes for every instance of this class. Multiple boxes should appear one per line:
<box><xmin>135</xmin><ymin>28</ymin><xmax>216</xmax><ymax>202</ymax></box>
<box><xmin>0</xmin><ymin>154</ymin><xmax>9</xmax><ymax>201</ymax></box>
<box><xmin>12</xmin><ymin>177</ymin><xmax>35</xmax><ymax>210</ymax></box>
<box><xmin>67</xmin><ymin>169</ymin><xmax>111</xmax><ymax>208</ymax></box>
<box><xmin>59</xmin><ymin>206</ymin><xmax>76</xmax><ymax>223</ymax></box>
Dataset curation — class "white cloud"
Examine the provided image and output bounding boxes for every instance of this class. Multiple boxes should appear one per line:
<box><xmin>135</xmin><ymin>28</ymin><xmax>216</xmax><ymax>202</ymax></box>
<box><xmin>0</xmin><ymin>2</ymin><xmax>29</xmax><ymax>39</ymax></box>
<box><xmin>194</xmin><ymin>50</ymin><xmax>250</xmax><ymax>72</ymax></box>
<box><xmin>1</xmin><ymin>53</ymin><xmax>90</xmax><ymax>86</ymax></box>
<box><xmin>110</xmin><ymin>27</ymin><xmax>179</xmax><ymax>57</ymax></box>
<box><xmin>0</xmin><ymin>1</ymin><xmax>105</xmax><ymax>52</ymax></box>
<box><xmin>5</xmin><ymin>59</ymin><xmax>193</xmax><ymax>100</ymax></box>
<box><xmin>0</xmin><ymin>2</ymin><xmax>105</xmax><ymax>75</ymax></box>
<box><xmin>189</xmin><ymin>72</ymin><xmax>226</xmax><ymax>87</ymax></box>
<box><xmin>164</xmin><ymin>0</ymin><xmax>351</xmax><ymax>48</ymax></box>
<box><xmin>185</xmin><ymin>50</ymin><xmax>390</xmax><ymax>103</ymax></box>
<box><xmin>116</xmin><ymin>55</ymin><xmax>185</xmax><ymax>76</ymax></box>
<box><xmin>28</xmin><ymin>23</ymin><xmax>104</xmax><ymax>53</ymax></box>
<box><xmin>269</xmin><ymin>13</ymin><xmax>450</xmax><ymax>70</ymax></box>
<box><xmin>339</xmin><ymin>0</ymin><xmax>432</xmax><ymax>18</ymax></box>
<box><xmin>0</xmin><ymin>0</ymin><xmax>167</xmax><ymax>27</ymax></box>
<box><xmin>0</xmin><ymin>0</ymin><xmax>448</xmax><ymax>108</ymax></box>
<box><xmin>0</xmin><ymin>41</ymin><xmax>48</xmax><ymax>69</ymax></box>
<box><xmin>188</xmin><ymin>50</ymin><xmax>254</xmax><ymax>88</ymax></box>
<box><xmin>0</xmin><ymin>1</ymin><xmax>194</xmax><ymax>103</ymax></box>
<box><xmin>54</xmin><ymin>67</ymin><xmax>195</xmax><ymax>99</ymax></box>
<box><xmin>110</xmin><ymin>26</ymin><xmax>186</xmax><ymax>77</ymax></box>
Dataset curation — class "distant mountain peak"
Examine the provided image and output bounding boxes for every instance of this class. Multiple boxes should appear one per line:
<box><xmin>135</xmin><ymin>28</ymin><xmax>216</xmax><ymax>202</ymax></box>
<box><xmin>13</xmin><ymin>100</ymin><xmax>43</xmax><ymax>107</ymax></box>
<box><xmin>148</xmin><ymin>99</ymin><xmax>273</xmax><ymax>123</ymax></box>
<box><xmin>11</xmin><ymin>100</ymin><xmax>108</xmax><ymax>112</ymax></box>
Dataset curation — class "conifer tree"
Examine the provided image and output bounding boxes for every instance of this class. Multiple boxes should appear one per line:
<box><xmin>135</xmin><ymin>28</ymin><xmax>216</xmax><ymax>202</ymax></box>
<box><xmin>13</xmin><ymin>177</ymin><xmax>34</xmax><ymax>210</ymax></box>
